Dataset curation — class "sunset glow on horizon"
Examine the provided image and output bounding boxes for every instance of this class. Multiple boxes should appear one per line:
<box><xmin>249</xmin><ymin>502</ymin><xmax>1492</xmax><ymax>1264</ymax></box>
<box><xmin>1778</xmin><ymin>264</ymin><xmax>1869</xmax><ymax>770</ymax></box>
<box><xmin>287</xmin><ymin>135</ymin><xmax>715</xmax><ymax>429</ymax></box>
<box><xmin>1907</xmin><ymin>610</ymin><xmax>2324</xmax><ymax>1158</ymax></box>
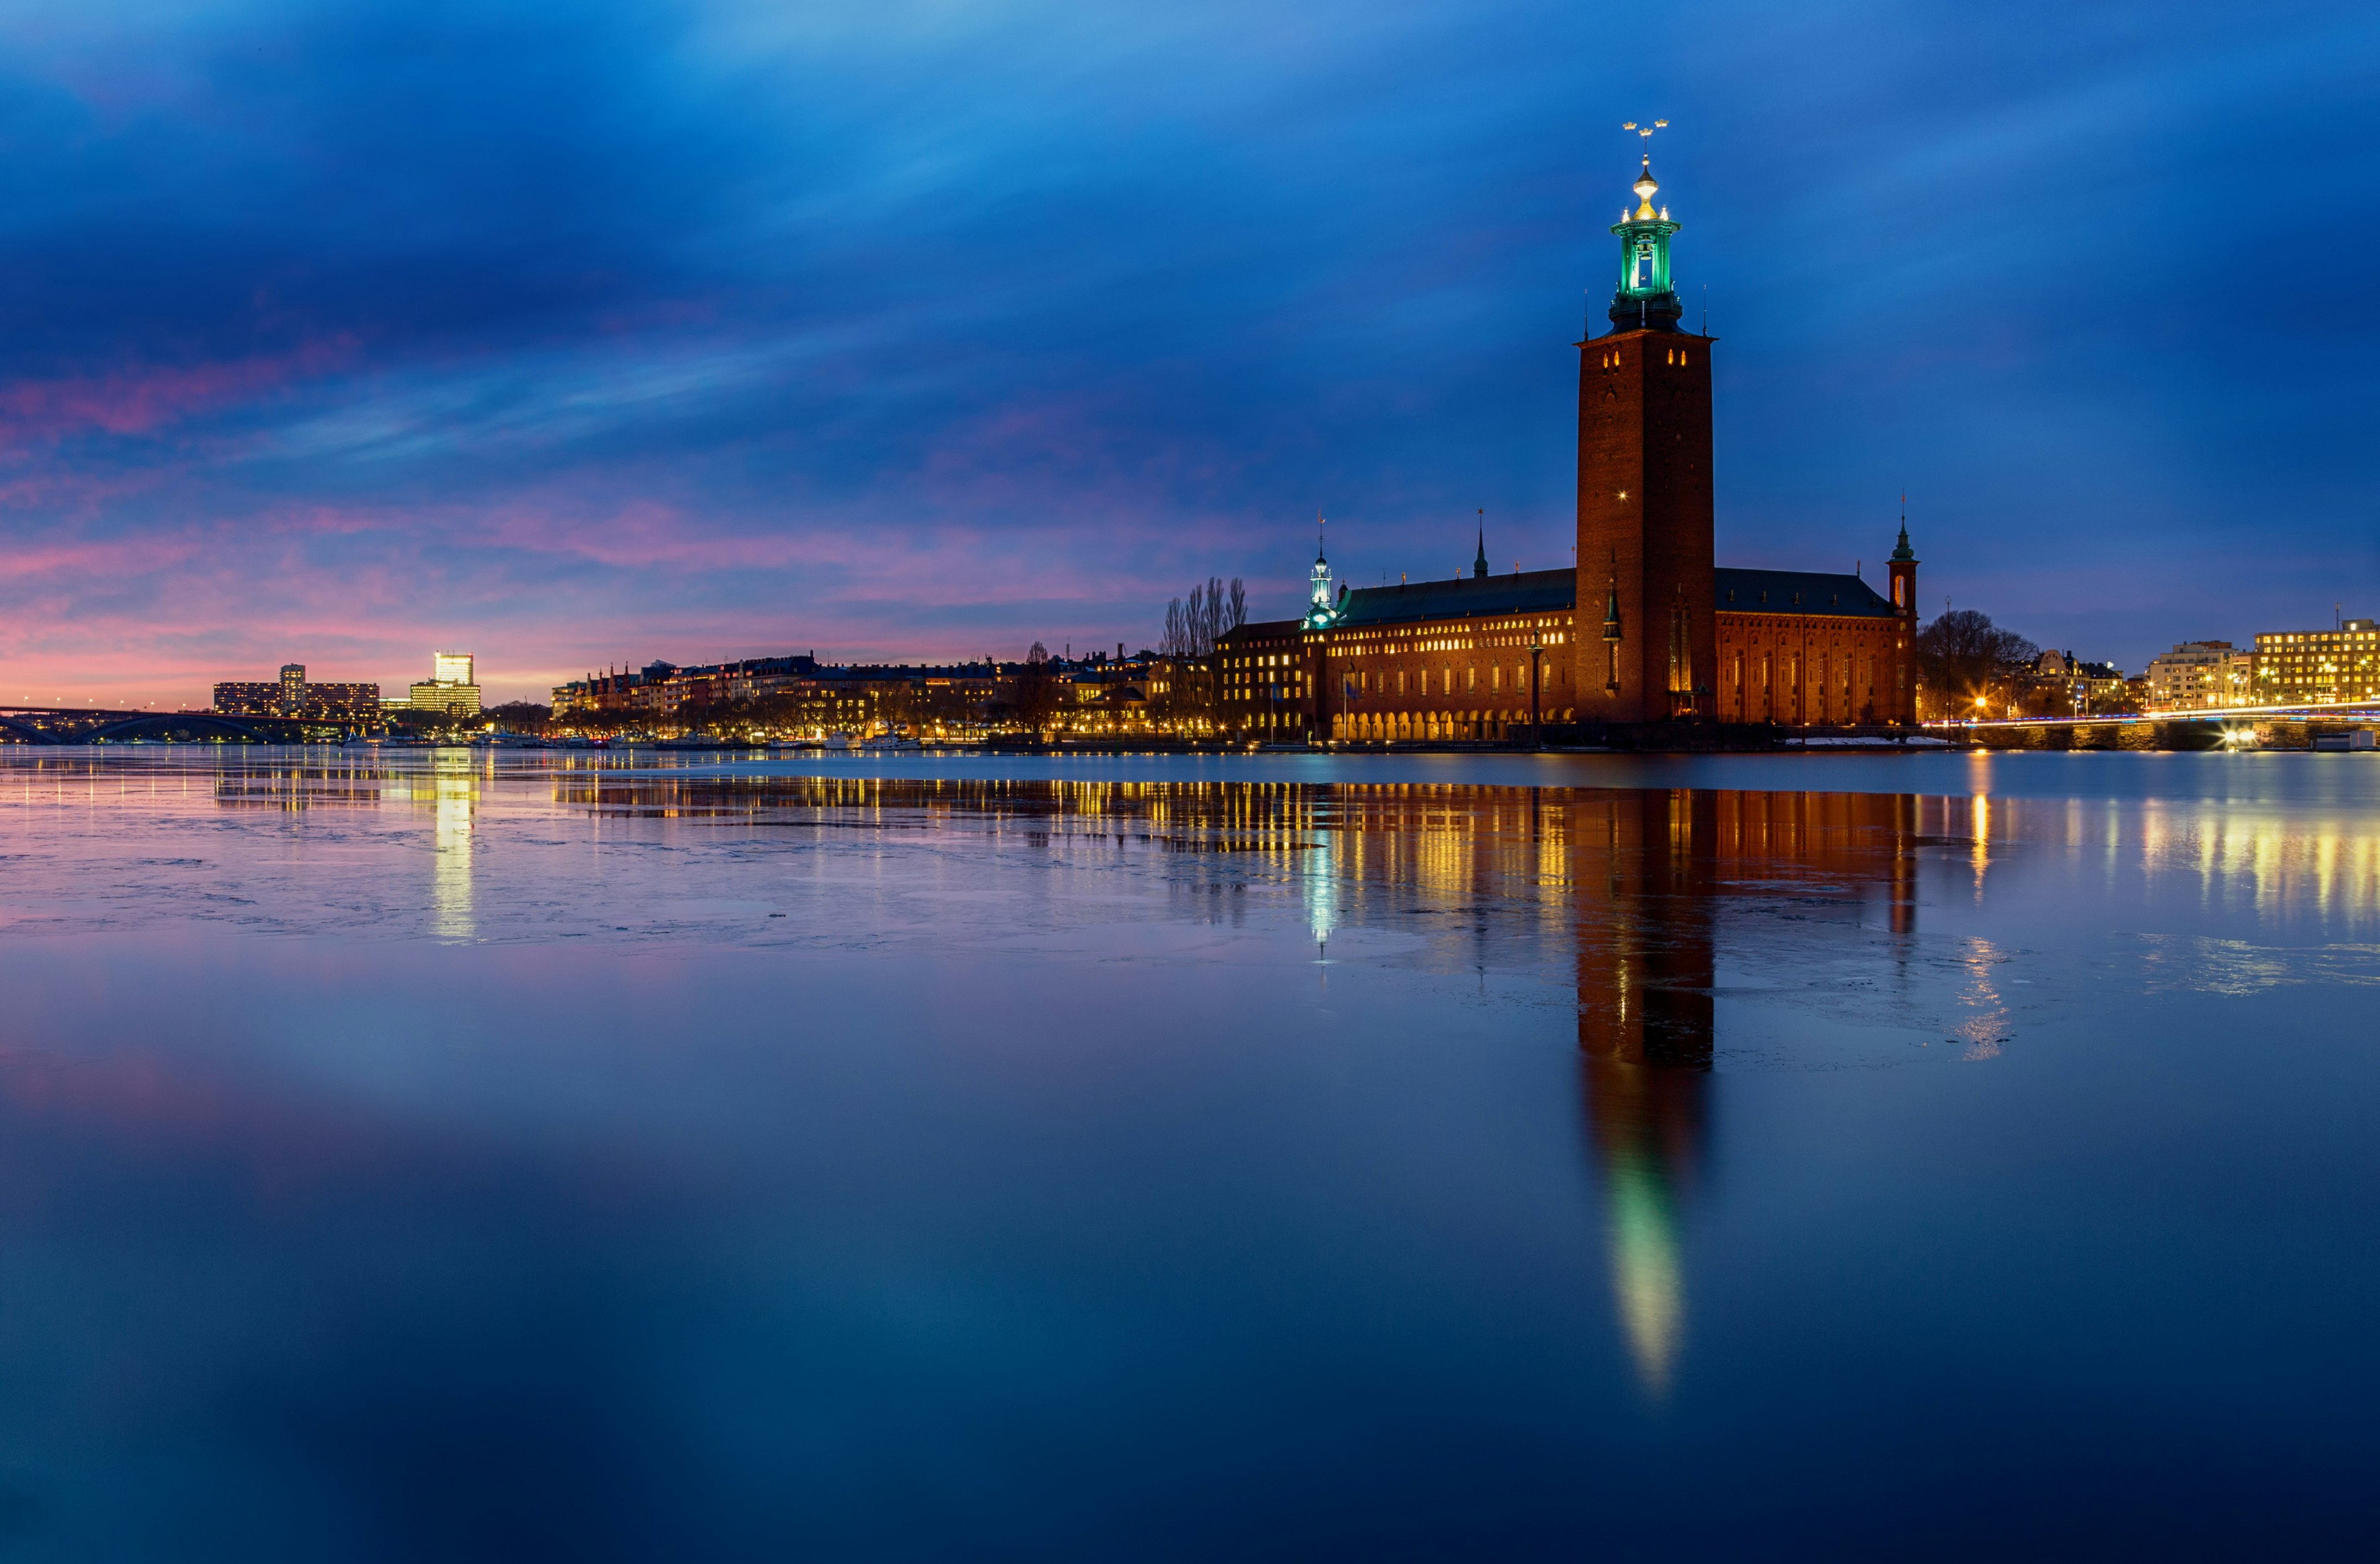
<box><xmin>1</xmin><ymin>0</ymin><xmax>2373</xmax><ymax>707</ymax></box>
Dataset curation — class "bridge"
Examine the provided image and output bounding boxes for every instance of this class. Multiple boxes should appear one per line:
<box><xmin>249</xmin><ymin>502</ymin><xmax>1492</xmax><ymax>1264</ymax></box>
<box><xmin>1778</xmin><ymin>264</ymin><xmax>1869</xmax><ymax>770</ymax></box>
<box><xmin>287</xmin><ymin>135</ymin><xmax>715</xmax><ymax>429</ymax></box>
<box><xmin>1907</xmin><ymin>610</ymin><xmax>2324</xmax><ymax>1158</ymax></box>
<box><xmin>1931</xmin><ymin>696</ymin><xmax>2380</xmax><ymax>731</ymax></box>
<box><xmin>0</xmin><ymin>705</ymin><xmax>351</xmax><ymax>745</ymax></box>
<box><xmin>1925</xmin><ymin>696</ymin><xmax>2380</xmax><ymax>749</ymax></box>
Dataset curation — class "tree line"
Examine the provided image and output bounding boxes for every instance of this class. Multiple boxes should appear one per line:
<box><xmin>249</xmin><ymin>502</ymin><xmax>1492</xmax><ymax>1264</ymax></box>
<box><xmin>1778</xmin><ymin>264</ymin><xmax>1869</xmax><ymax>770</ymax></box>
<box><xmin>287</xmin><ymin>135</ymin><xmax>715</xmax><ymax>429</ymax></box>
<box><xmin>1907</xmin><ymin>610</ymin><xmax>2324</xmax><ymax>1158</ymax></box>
<box><xmin>1915</xmin><ymin>608</ymin><xmax>2139</xmax><ymax>718</ymax></box>
<box><xmin>1160</xmin><ymin>578</ymin><xmax>1247</xmax><ymax>658</ymax></box>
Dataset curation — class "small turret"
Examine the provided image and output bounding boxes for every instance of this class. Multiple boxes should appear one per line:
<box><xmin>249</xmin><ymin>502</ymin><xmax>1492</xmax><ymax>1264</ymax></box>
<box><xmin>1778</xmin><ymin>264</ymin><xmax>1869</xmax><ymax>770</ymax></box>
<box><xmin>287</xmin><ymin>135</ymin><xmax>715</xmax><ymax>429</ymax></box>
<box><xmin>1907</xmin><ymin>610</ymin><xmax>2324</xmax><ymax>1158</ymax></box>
<box><xmin>1887</xmin><ymin>500</ymin><xmax>1919</xmax><ymax>615</ymax></box>
<box><xmin>1302</xmin><ymin>517</ymin><xmax>1339</xmax><ymax>628</ymax></box>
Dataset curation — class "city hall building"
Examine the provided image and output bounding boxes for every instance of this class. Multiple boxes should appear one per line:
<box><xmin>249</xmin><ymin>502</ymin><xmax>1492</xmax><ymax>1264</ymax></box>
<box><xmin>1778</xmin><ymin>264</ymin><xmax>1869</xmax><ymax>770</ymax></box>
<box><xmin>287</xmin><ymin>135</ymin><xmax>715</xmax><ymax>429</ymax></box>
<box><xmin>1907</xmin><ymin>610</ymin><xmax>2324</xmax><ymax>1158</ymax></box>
<box><xmin>1217</xmin><ymin>156</ymin><xmax>1919</xmax><ymax>740</ymax></box>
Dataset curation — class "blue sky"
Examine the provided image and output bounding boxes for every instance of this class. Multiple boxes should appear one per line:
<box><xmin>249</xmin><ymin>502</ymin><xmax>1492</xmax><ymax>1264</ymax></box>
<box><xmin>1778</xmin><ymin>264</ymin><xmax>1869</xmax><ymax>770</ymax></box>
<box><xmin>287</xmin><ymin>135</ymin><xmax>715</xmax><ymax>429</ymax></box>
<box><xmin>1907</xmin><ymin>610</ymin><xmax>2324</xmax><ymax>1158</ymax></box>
<box><xmin>0</xmin><ymin>0</ymin><xmax>2373</xmax><ymax>703</ymax></box>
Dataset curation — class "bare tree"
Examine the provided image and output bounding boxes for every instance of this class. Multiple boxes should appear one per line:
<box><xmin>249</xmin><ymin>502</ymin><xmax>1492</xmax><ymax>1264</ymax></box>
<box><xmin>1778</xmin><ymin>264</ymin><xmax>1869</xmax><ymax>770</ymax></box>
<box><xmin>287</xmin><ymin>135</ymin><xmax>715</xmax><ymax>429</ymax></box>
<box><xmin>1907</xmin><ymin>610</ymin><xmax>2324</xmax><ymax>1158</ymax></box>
<box><xmin>1012</xmin><ymin>641</ymin><xmax>1060</xmax><ymax>737</ymax></box>
<box><xmin>1156</xmin><ymin>573</ymin><xmax>1253</xmax><ymax>661</ymax></box>
<box><xmin>1918</xmin><ymin>609</ymin><xmax>2040</xmax><ymax>718</ymax></box>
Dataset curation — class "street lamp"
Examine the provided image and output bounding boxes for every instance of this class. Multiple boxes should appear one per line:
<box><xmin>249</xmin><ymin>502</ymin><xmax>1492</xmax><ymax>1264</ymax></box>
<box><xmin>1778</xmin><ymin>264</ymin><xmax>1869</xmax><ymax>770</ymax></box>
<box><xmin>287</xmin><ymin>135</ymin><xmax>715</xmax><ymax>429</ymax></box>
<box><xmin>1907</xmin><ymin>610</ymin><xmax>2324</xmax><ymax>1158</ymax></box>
<box><xmin>1528</xmin><ymin>635</ymin><xmax>1545</xmax><ymax>750</ymax></box>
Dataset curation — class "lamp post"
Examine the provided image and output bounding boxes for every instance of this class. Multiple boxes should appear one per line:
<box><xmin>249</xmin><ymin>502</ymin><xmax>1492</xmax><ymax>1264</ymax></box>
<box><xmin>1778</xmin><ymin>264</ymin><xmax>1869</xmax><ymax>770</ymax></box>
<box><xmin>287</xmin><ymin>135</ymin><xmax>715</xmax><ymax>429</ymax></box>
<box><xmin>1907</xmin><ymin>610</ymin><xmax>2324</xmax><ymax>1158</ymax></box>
<box><xmin>1529</xmin><ymin>636</ymin><xmax>1545</xmax><ymax>750</ymax></box>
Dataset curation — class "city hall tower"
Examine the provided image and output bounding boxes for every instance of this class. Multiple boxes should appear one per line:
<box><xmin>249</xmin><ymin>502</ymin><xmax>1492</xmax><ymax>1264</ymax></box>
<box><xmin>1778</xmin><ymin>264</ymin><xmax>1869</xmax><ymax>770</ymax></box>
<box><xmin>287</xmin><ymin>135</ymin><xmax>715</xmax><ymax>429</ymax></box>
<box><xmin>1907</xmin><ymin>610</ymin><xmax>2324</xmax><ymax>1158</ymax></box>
<box><xmin>1215</xmin><ymin>150</ymin><xmax>1918</xmax><ymax>744</ymax></box>
<box><xmin>1577</xmin><ymin>156</ymin><xmax>1716</xmax><ymax>723</ymax></box>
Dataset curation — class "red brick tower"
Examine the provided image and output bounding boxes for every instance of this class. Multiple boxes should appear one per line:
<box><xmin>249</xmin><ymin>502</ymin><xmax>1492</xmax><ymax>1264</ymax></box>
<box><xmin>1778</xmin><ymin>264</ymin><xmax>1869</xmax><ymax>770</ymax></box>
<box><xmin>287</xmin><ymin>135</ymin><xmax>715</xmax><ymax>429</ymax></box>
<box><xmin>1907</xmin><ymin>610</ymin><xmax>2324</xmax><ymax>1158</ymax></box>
<box><xmin>1576</xmin><ymin>157</ymin><xmax>1716</xmax><ymax>724</ymax></box>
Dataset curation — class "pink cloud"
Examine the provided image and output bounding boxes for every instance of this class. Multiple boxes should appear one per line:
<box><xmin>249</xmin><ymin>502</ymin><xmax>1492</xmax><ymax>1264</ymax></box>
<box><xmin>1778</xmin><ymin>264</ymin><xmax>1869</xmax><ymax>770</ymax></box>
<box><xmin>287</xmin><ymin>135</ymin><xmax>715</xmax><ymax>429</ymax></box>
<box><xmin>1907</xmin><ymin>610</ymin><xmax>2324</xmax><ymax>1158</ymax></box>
<box><xmin>0</xmin><ymin>473</ymin><xmax>1227</xmax><ymax>711</ymax></box>
<box><xmin>0</xmin><ymin>338</ymin><xmax>359</xmax><ymax>444</ymax></box>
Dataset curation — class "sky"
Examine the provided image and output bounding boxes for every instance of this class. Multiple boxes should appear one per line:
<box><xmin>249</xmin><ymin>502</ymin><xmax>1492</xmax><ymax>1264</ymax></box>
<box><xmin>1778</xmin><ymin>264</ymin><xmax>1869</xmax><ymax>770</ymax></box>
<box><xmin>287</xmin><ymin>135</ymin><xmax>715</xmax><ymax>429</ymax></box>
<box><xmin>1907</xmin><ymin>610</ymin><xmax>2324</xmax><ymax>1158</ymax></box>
<box><xmin>0</xmin><ymin>0</ymin><xmax>2374</xmax><ymax>706</ymax></box>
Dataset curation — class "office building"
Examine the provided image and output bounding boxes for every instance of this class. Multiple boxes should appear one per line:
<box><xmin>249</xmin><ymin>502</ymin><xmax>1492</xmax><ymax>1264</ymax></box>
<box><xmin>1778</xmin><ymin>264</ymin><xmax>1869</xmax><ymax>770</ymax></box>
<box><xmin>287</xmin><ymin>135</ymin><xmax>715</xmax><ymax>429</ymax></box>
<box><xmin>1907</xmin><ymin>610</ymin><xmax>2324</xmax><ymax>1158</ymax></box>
<box><xmin>2253</xmin><ymin>619</ymin><xmax>2380</xmax><ymax>708</ymax></box>
<box><xmin>2145</xmin><ymin>643</ymin><xmax>2250</xmax><ymax>711</ymax></box>
<box><xmin>214</xmin><ymin>666</ymin><xmax>382</xmax><ymax>719</ymax></box>
<box><xmin>402</xmin><ymin>650</ymin><xmax>483</xmax><ymax>715</ymax></box>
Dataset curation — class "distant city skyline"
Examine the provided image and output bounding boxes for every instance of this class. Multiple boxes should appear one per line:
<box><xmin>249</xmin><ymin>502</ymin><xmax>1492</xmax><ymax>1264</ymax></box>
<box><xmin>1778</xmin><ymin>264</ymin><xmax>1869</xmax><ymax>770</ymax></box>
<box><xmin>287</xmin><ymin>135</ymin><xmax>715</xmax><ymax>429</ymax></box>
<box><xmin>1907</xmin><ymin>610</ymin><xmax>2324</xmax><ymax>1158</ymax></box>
<box><xmin>0</xmin><ymin>0</ymin><xmax>2373</xmax><ymax>708</ymax></box>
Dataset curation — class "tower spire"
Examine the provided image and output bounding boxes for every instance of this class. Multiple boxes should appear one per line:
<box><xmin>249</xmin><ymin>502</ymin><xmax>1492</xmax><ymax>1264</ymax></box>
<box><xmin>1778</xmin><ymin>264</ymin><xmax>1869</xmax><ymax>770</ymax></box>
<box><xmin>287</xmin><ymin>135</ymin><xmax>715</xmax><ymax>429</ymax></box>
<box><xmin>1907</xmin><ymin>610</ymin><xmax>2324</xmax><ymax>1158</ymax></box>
<box><xmin>1887</xmin><ymin>495</ymin><xmax>1920</xmax><ymax>617</ymax></box>
<box><xmin>1474</xmin><ymin>509</ymin><xmax>1489</xmax><ymax>579</ymax></box>
<box><xmin>1608</xmin><ymin>139</ymin><xmax>1683</xmax><ymax>333</ymax></box>
<box><xmin>1303</xmin><ymin>511</ymin><xmax>1338</xmax><ymax>628</ymax></box>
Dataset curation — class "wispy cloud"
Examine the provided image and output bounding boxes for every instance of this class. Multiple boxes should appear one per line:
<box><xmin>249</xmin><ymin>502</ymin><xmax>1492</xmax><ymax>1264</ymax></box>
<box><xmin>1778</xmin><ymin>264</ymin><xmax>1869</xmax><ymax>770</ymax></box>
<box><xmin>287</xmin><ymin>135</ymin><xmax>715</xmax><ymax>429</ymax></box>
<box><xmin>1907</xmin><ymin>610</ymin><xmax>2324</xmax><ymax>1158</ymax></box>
<box><xmin>0</xmin><ymin>0</ymin><xmax>2372</xmax><ymax>706</ymax></box>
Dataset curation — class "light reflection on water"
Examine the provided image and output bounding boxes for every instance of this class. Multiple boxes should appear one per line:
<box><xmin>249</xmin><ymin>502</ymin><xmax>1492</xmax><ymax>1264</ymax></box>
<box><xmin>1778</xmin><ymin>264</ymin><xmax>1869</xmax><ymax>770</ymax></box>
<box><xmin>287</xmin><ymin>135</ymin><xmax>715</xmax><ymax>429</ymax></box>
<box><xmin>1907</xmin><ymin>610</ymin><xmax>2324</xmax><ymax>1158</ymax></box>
<box><xmin>429</xmin><ymin>750</ymin><xmax>480</xmax><ymax>942</ymax></box>
<box><xmin>1</xmin><ymin>749</ymin><xmax>2378</xmax><ymax>1557</ymax></box>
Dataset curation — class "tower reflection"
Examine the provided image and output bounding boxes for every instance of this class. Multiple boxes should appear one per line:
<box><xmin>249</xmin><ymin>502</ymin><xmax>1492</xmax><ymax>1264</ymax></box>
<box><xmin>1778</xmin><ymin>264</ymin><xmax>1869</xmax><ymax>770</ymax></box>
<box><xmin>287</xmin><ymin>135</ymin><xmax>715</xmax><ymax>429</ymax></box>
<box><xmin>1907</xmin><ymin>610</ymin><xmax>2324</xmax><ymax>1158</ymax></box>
<box><xmin>1570</xmin><ymin>789</ymin><xmax>1918</xmax><ymax>1393</ymax></box>
<box><xmin>1572</xmin><ymin>791</ymin><xmax>1714</xmax><ymax>1393</ymax></box>
<box><xmin>534</xmin><ymin>770</ymin><xmax>1934</xmax><ymax>1390</ymax></box>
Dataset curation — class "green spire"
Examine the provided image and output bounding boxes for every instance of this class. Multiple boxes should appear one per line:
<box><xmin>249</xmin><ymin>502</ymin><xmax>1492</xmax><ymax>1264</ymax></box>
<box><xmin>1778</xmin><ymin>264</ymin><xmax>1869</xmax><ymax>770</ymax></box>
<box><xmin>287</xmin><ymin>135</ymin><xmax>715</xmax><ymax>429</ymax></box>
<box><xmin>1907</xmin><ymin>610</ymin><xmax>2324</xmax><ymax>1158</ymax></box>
<box><xmin>1302</xmin><ymin>514</ymin><xmax>1338</xmax><ymax>628</ymax></box>
<box><xmin>1891</xmin><ymin>496</ymin><xmax>1915</xmax><ymax>561</ymax></box>
<box><xmin>1608</xmin><ymin>156</ymin><xmax>1683</xmax><ymax>333</ymax></box>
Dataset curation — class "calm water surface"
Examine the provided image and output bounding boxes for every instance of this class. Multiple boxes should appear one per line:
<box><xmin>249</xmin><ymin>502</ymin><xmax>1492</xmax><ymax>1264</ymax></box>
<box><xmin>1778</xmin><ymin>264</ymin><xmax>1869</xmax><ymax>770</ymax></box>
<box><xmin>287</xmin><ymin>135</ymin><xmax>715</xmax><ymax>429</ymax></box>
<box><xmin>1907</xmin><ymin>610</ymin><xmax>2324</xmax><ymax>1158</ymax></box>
<box><xmin>2</xmin><ymin>747</ymin><xmax>2377</xmax><ymax>1559</ymax></box>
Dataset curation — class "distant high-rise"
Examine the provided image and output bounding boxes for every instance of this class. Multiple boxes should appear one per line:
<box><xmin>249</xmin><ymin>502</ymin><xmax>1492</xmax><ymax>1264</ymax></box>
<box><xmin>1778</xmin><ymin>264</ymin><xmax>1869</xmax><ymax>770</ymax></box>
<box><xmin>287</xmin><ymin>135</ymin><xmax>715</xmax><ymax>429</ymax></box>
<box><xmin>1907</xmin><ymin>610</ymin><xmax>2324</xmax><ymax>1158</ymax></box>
<box><xmin>214</xmin><ymin>664</ymin><xmax>379</xmax><ymax>719</ymax></box>
<box><xmin>405</xmin><ymin>650</ymin><xmax>483</xmax><ymax>716</ymax></box>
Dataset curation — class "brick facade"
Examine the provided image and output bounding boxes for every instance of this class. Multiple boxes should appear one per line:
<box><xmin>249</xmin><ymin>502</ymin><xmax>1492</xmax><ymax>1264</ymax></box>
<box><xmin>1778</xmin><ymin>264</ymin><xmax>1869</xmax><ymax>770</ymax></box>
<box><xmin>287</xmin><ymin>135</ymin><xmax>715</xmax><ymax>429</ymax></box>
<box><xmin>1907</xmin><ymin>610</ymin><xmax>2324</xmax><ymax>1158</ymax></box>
<box><xmin>1214</xmin><ymin>158</ymin><xmax>1918</xmax><ymax>740</ymax></box>
<box><xmin>1577</xmin><ymin>332</ymin><xmax>1716</xmax><ymax>722</ymax></box>
<box><xmin>1218</xmin><ymin>581</ymin><xmax>1577</xmax><ymax>742</ymax></box>
<box><xmin>1713</xmin><ymin>570</ymin><xmax>1916</xmax><ymax>726</ymax></box>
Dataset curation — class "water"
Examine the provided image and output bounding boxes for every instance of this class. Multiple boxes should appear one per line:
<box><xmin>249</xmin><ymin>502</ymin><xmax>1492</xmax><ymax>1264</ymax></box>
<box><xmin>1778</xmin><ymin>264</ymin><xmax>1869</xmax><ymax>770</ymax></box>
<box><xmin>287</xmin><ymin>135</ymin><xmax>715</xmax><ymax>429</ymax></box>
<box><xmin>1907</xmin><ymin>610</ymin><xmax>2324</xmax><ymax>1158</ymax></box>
<box><xmin>1</xmin><ymin>747</ymin><xmax>2376</xmax><ymax>1559</ymax></box>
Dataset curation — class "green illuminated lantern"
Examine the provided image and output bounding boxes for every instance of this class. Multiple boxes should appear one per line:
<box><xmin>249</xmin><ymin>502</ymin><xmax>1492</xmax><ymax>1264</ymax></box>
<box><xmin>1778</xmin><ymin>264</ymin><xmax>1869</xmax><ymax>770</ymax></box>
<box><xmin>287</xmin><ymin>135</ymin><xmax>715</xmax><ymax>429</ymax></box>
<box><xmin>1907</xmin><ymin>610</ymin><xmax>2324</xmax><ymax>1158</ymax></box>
<box><xmin>1300</xmin><ymin>526</ymin><xmax>1339</xmax><ymax>630</ymax></box>
<box><xmin>1609</xmin><ymin>157</ymin><xmax>1682</xmax><ymax>333</ymax></box>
